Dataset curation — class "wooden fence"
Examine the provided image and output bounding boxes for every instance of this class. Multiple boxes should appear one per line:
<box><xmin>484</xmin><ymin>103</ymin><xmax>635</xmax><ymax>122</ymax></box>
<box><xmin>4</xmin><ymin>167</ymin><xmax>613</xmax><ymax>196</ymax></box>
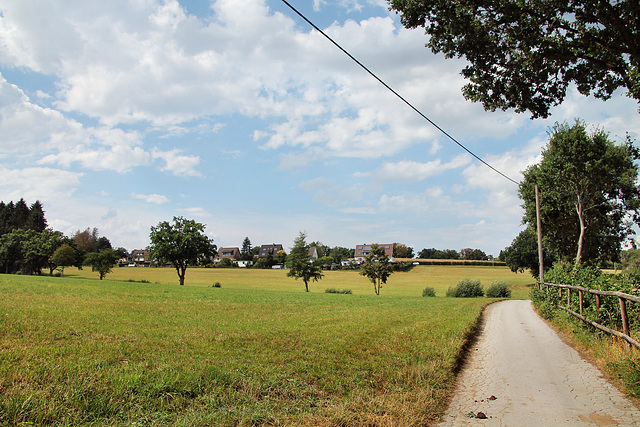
<box><xmin>541</xmin><ymin>282</ymin><xmax>640</xmax><ymax>350</ymax></box>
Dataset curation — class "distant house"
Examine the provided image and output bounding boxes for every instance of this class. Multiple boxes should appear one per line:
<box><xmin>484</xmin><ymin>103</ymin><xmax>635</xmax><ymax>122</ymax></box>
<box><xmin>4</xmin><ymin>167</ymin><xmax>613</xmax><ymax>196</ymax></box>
<box><xmin>354</xmin><ymin>244</ymin><xmax>394</xmax><ymax>261</ymax></box>
<box><xmin>216</xmin><ymin>247</ymin><xmax>241</xmax><ymax>261</ymax></box>
<box><xmin>258</xmin><ymin>244</ymin><xmax>284</xmax><ymax>259</ymax></box>
<box><xmin>236</xmin><ymin>260</ymin><xmax>253</xmax><ymax>268</ymax></box>
<box><xmin>308</xmin><ymin>246</ymin><xmax>319</xmax><ymax>260</ymax></box>
<box><xmin>130</xmin><ymin>249</ymin><xmax>150</xmax><ymax>266</ymax></box>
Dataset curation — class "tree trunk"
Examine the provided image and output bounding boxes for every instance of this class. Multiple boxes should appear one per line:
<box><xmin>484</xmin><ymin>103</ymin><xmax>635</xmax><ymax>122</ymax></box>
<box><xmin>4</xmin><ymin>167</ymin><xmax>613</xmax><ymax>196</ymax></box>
<box><xmin>575</xmin><ymin>196</ymin><xmax>586</xmax><ymax>267</ymax></box>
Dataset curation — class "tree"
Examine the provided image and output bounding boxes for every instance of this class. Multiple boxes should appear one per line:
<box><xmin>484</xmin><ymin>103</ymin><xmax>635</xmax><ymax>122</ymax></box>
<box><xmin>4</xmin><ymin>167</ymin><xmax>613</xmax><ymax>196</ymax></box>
<box><xmin>73</xmin><ymin>227</ymin><xmax>100</xmax><ymax>253</ymax></box>
<box><xmin>393</xmin><ymin>243</ymin><xmax>414</xmax><ymax>258</ymax></box>
<box><xmin>85</xmin><ymin>248</ymin><xmax>119</xmax><ymax>280</ymax></box>
<box><xmin>50</xmin><ymin>244</ymin><xmax>76</xmax><ymax>277</ymax></box>
<box><xmin>0</xmin><ymin>229</ymin><xmax>26</xmax><ymax>274</ymax></box>
<box><xmin>360</xmin><ymin>243</ymin><xmax>394</xmax><ymax>295</ymax></box>
<box><xmin>501</xmin><ymin>227</ymin><xmax>555</xmax><ymax>279</ymax></box>
<box><xmin>520</xmin><ymin>121</ymin><xmax>640</xmax><ymax>266</ymax></box>
<box><xmin>286</xmin><ymin>231</ymin><xmax>323</xmax><ymax>292</ymax></box>
<box><xmin>148</xmin><ymin>216</ymin><xmax>216</xmax><ymax>286</ymax></box>
<box><xmin>327</xmin><ymin>246</ymin><xmax>354</xmax><ymax>263</ymax></box>
<box><xmin>461</xmin><ymin>248</ymin><xmax>488</xmax><ymax>261</ymax></box>
<box><xmin>241</xmin><ymin>237</ymin><xmax>253</xmax><ymax>261</ymax></box>
<box><xmin>26</xmin><ymin>200</ymin><xmax>47</xmax><ymax>232</ymax></box>
<box><xmin>389</xmin><ymin>0</ymin><xmax>640</xmax><ymax>118</ymax></box>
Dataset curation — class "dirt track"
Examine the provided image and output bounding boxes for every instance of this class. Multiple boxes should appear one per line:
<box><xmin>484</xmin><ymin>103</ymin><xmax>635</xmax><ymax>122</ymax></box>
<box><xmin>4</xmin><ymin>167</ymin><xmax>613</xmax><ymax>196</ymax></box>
<box><xmin>438</xmin><ymin>300</ymin><xmax>640</xmax><ymax>426</ymax></box>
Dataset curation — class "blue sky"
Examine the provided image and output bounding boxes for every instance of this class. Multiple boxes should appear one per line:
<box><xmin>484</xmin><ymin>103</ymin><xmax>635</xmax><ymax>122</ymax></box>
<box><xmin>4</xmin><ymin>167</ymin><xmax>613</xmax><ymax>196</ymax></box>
<box><xmin>0</xmin><ymin>0</ymin><xmax>638</xmax><ymax>257</ymax></box>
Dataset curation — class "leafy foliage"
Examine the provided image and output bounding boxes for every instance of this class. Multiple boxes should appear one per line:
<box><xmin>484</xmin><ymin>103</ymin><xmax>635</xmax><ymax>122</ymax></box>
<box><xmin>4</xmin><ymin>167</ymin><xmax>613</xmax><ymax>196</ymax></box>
<box><xmin>422</xmin><ymin>286</ymin><xmax>436</xmax><ymax>297</ymax></box>
<box><xmin>148</xmin><ymin>216</ymin><xmax>216</xmax><ymax>286</ymax></box>
<box><xmin>286</xmin><ymin>231</ymin><xmax>323</xmax><ymax>292</ymax></box>
<box><xmin>85</xmin><ymin>248</ymin><xmax>120</xmax><ymax>280</ymax></box>
<box><xmin>417</xmin><ymin>248</ymin><xmax>460</xmax><ymax>260</ymax></box>
<box><xmin>360</xmin><ymin>244</ymin><xmax>394</xmax><ymax>295</ymax></box>
<box><xmin>446</xmin><ymin>278</ymin><xmax>484</xmax><ymax>298</ymax></box>
<box><xmin>485</xmin><ymin>281</ymin><xmax>511</xmax><ymax>298</ymax></box>
<box><xmin>49</xmin><ymin>244</ymin><xmax>76</xmax><ymax>277</ymax></box>
<box><xmin>501</xmin><ymin>227</ymin><xmax>555</xmax><ymax>279</ymax></box>
<box><xmin>389</xmin><ymin>0</ymin><xmax>640</xmax><ymax>118</ymax></box>
<box><xmin>520</xmin><ymin>121</ymin><xmax>640</xmax><ymax>266</ymax></box>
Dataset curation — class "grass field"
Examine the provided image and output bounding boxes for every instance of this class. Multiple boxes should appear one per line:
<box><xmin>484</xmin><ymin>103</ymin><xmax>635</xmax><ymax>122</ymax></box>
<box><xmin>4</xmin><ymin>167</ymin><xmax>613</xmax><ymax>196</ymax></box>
<box><xmin>0</xmin><ymin>266</ymin><xmax>535</xmax><ymax>426</ymax></box>
<box><xmin>66</xmin><ymin>264</ymin><xmax>536</xmax><ymax>299</ymax></box>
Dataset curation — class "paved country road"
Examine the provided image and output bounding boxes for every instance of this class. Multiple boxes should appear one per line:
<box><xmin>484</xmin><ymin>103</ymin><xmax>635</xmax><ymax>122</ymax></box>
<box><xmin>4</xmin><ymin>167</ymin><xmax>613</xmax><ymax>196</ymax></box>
<box><xmin>438</xmin><ymin>300</ymin><xmax>640</xmax><ymax>426</ymax></box>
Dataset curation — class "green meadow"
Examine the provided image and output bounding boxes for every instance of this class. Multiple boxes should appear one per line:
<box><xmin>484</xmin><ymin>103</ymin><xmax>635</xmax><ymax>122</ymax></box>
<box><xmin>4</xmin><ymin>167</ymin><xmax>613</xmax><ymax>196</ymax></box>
<box><xmin>0</xmin><ymin>266</ymin><xmax>534</xmax><ymax>426</ymax></box>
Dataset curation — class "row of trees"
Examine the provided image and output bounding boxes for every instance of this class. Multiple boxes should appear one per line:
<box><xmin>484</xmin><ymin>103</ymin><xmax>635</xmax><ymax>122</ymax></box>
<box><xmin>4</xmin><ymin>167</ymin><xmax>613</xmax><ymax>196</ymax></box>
<box><xmin>0</xmin><ymin>200</ymin><xmax>121</xmax><ymax>279</ymax></box>
<box><xmin>148</xmin><ymin>220</ymin><xmax>397</xmax><ymax>294</ymax></box>
<box><xmin>286</xmin><ymin>232</ymin><xmax>393</xmax><ymax>295</ymax></box>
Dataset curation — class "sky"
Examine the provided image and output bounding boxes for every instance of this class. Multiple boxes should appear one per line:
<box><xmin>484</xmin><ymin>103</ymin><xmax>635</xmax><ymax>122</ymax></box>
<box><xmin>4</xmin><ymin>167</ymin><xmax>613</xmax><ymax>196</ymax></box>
<box><xmin>0</xmin><ymin>0</ymin><xmax>638</xmax><ymax>257</ymax></box>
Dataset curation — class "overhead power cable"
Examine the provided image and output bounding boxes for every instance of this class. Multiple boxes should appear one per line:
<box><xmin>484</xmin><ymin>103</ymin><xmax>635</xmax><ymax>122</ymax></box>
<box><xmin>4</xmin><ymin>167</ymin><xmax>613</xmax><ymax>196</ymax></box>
<box><xmin>280</xmin><ymin>0</ymin><xmax>519</xmax><ymax>185</ymax></box>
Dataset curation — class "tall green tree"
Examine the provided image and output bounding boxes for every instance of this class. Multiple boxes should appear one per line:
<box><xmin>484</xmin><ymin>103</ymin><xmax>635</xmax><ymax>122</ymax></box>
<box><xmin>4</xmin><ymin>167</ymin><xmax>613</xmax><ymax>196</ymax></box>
<box><xmin>240</xmin><ymin>237</ymin><xmax>253</xmax><ymax>261</ymax></box>
<box><xmin>389</xmin><ymin>0</ymin><xmax>640</xmax><ymax>118</ymax></box>
<box><xmin>286</xmin><ymin>231</ymin><xmax>323</xmax><ymax>292</ymax></box>
<box><xmin>148</xmin><ymin>216</ymin><xmax>216</xmax><ymax>286</ymax></box>
<box><xmin>520</xmin><ymin>121</ymin><xmax>640</xmax><ymax>266</ymax></box>
<box><xmin>360</xmin><ymin>244</ymin><xmax>394</xmax><ymax>295</ymax></box>
<box><xmin>85</xmin><ymin>248</ymin><xmax>120</xmax><ymax>280</ymax></box>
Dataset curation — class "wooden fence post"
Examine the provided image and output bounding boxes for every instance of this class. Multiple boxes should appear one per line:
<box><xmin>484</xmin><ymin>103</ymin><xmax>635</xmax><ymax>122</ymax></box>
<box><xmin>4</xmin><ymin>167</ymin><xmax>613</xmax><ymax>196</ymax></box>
<box><xmin>579</xmin><ymin>290</ymin><xmax>583</xmax><ymax>316</ymax></box>
<box><xmin>596</xmin><ymin>294</ymin><xmax>601</xmax><ymax>322</ymax></box>
<box><xmin>568</xmin><ymin>288</ymin><xmax>571</xmax><ymax>308</ymax></box>
<box><xmin>620</xmin><ymin>297</ymin><xmax>630</xmax><ymax>341</ymax></box>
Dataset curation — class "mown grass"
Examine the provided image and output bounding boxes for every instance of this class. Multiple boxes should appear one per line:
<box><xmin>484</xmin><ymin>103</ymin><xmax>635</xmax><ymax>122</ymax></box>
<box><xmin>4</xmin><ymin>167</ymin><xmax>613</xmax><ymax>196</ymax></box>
<box><xmin>0</xmin><ymin>267</ymin><xmax>534</xmax><ymax>426</ymax></box>
<box><xmin>66</xmin><ymin>264</ymin><xmax>535</xmax><ymax>299</ymax></box>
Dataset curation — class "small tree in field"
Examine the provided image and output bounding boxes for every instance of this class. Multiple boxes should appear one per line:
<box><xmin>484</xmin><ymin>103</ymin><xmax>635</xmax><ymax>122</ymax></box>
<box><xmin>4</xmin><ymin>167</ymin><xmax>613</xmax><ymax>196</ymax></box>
<box><xmin>49</xmin><ymin>244</ymin><xmax>76</xmax><ymax>277</ymax></box>
<box><xmin>149</xmin><ymin>216</ymin><xmax>216</xmax><ymax>286</ymax></box>
<box><xmin>360</xmin><ymin>244</ymin><xmax>393</xmax><ymax>295</ymax></box>
<box><xmin>286</xmin><ymin>231</ymin><xmax>323</xmax><ymax>292</ymax></box>
<box><xmin>85</xmin><ymin>248</ymin><xmax>120</xmax><ymax>280</ymax></box>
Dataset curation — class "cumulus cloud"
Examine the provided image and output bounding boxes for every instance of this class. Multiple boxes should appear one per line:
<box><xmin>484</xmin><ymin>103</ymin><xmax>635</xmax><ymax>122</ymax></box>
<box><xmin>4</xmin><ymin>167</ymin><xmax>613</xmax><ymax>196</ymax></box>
<box><xmin>151</xmin><ymin>148</ymin><xmax>201</xmax><ymax>177</ymax></box>
<box><xmin>0</xmin><ymin>167</ymin><xmax>82</xmax><ymax>202</ymax></box>
<box><xmin>132</xmin><ymin>193</ymin><xmax>169</xmax><ymax>204</ymax></box>
<box><xmin>376</xmin><ymin>154</ymin><xmax>471</xmax><ymax>183</ymax></box>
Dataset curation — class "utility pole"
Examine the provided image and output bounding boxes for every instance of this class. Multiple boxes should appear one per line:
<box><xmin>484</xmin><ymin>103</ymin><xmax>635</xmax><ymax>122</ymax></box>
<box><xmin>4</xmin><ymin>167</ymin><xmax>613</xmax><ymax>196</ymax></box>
<box><xmin>535</xmin><ymin>184</ymin><xmax>544</xmax><ymax>288</ymax></box>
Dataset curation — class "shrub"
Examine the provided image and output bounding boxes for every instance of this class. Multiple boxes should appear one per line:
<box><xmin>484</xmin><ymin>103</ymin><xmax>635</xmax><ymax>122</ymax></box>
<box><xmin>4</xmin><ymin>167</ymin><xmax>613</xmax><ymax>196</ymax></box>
<box><xmin>422</xmin><ymin>286</ymin><xmax>436</xmax><ymax>297</ymax></box>
<box><xmin>325</xmin><ymin>288</ymin><xmax>352</xmax><ymax>294</ymax></box>
<box><xmin>447</xmin><ymin>278</ymin><xmax>484</xmax><ymax>298</ymax></box>
<box><xmin>212</xmin><ymin>282</ymin><xmax>221</xmax><ymax>288</ymax></box>
<box><xmin>486</xmin><ymin>281</ymin><xmax>511</xmax><ymax>298</ymax></box>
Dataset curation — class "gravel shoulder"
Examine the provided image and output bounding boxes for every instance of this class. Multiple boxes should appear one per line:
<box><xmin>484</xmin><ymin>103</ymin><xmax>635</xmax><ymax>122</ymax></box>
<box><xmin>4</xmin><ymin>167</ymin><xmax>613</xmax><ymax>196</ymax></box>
<box><xmin>438</xmin><ymin>299</ymin><xmax>640</xmax><ymax>426</ymax></box>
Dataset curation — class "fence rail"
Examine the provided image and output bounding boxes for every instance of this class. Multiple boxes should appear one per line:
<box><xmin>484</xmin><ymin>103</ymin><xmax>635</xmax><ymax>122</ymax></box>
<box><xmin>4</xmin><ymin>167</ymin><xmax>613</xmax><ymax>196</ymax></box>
<box><xmin>541</xmin><ymin>282</ymin><xmax>640</xmax><ymax>350</ymax></box>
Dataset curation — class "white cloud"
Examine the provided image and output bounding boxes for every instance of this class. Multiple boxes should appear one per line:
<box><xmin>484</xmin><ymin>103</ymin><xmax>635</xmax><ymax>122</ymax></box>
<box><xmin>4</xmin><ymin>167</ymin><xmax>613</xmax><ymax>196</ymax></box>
<box><xmin>132</xmin><ymin>193</ymin><xmax>169</xmax><ymax>204</ymax></box>
<box><xmin>151</xmin><ymin>148</ymin><xmax>201</xmax><ymax>177</ymax></box>
<box><xmin>0</xmin><ymin>167</ymin><xmax>82</xmax><ymax>202</ymax></box>
<box><xmin>376</xmin><ymin>154</ymin><xmax>471</xmax><ymax>183</ymax></box>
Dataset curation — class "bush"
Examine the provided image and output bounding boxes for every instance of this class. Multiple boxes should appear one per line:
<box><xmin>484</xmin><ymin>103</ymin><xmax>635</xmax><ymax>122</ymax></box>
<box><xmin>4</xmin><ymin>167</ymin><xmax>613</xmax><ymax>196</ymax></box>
<box><xmin>212</xmin><ymin>282</ymin><xmax>221</xmax><ymax>288</ymax></box>
<box><xmin>486</xmin><ymin>281</ymin><xmax>511</xmax><ymax>298</ymax></box>
<box><xmin>446</xmin><ymin>278</ymin><xmax>484</xmax><ymax>298</ymax></box>
<box><xmin>422</xmin><ymin>286</ymin><xmax>436</xmax><ymax>297</ymax></box>
<box><xmin>325</xmin><ymin>288</ymin><xmax>352</xmax><ymax>294</ymax></box>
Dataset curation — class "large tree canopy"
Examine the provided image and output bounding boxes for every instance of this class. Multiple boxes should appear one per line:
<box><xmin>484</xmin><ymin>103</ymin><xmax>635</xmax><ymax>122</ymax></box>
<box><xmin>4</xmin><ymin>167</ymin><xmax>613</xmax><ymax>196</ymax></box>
<box><xmin>148</xmin><ymin>216</ymin><xmax>216</xmax><ymax>286</ymax></box>
<box><xmin>519</xmin><ymin>121</ymin><xmax>640</xmax><ymax>266</ymax></box>
<box><xmin>388</xmin><ymin>0</ymin><xmax>640</xmax><ymax>118</ymax></box>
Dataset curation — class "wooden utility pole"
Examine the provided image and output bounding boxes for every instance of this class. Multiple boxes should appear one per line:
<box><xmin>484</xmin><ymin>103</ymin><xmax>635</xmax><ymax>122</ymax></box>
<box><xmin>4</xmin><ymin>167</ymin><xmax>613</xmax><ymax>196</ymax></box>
<box><xmin>535</xmin><ymin>184</ymin><xmax>544</xmax><ymax>288</ymax></box>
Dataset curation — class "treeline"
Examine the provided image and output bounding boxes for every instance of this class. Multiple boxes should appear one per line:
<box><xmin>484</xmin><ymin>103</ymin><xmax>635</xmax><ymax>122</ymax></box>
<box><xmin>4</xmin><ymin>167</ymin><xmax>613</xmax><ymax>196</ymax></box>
<box><xmin>417</xmin><ymin>247</ymin><xmax>490</xmax><ymax>261</ymax></box>
<box><xmin>0</xmin><ymin>199</ymin><xmax>120</xmax><ymax>276</ymax></box>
